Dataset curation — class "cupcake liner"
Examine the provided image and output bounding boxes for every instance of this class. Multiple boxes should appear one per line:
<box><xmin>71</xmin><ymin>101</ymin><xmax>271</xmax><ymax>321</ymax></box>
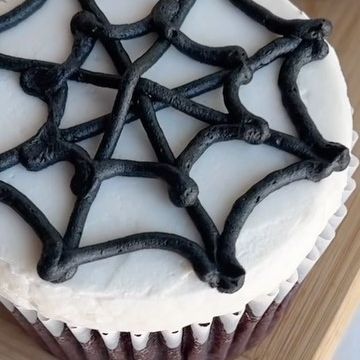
<box><xmin>0</xmin><ymin>131</ymin><xmax>358</xmax><ymax>360</ymax></box>
<box><xmin>1</xmin><ymin>286</ymin><xmax>298</xmax><ymax>360</ymax></box>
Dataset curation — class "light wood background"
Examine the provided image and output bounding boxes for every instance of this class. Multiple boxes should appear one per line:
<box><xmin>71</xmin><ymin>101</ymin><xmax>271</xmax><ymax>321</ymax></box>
<box><xmin>0</xmin><ymin>0</ymin><xmax>359</xmax><ymax>359</ymax></box>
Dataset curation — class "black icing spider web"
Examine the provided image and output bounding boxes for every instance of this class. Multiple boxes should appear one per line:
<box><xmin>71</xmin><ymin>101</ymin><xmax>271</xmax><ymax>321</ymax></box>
<box><xmin>0</xmin><ymin>0</ymin><xmax>350</xmax><ymax>293</ymax></box>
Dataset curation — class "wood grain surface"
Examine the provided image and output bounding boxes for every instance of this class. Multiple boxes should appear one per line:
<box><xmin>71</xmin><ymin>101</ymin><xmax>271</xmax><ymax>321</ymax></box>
<box><xmin>0</xmin><ymin>0</ymin><xmax>359</xmax><ymax>359</ymax></box>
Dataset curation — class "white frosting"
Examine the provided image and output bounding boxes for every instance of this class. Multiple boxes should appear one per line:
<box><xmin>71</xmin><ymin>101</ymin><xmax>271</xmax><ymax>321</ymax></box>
<box><xmin>0</xmin><ymin>0</ymin><xmax>353</xmax><ymax>332</ymax></box>
<box><xmin>1</xmin><ymin>152</ymin><xmax>357</xmax><ymax>351</ymax></box>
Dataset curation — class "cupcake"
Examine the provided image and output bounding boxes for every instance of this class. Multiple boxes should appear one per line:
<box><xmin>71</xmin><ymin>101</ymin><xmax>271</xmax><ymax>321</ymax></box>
<box><xmin>0</xmin><ymin>0</ymin><xmax>357</xmax><ymax>359</ymax></box>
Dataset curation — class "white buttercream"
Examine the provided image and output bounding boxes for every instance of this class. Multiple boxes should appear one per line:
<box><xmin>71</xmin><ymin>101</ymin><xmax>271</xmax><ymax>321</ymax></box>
<box><xmin>4</xmin><ymin>168</ymin><xmax>356</xmax><ymax>350</ymax></box>
<box><xmin>0</xmin><ymin>0</ymin><xmax>354</xmax><ymax>332</ymax></box>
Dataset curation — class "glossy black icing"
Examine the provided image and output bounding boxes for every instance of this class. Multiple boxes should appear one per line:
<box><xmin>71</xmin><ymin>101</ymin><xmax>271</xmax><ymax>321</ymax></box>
<box><xmin>0</xmin><ymin>0</ymin><xmax>350</xmax><ymax>293</ymax></box>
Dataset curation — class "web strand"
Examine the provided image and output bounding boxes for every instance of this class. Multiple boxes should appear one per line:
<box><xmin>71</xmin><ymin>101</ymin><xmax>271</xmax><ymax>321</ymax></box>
<box><xmin>0</xmin><ymin>0</ymin><xmax>350</xmax><ymax>293</ymax></box>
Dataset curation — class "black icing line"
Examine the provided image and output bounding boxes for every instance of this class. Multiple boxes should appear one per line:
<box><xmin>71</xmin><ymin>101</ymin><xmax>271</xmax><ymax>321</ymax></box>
<box><xmin>77</xmin><ymin>0</ymin><xmax>132</xmax><ymax>74</ymax></box>
<box><xmin>279</xmin><ymin>40</ymin><xmax>329</xmax><ymax>147</ymax></box>
<box><xmin>94</xmin><ymin>1</ymin><xmax>196</xmax><ymax>162</ymax></box>
<box><xmin>137</xmin><ymin>95</ymin><xmax>219</xmax><ymax>262</ymax></box>
<box><xmin>0</xmin><ymin>37</ymin><xmax>300</xmax><ymax>135</ymax></box>
<box><xmin>62</xmin><ymin>1</ymin><xmax>195</xmax><ymax>257</ymax></box>
<box><xmin>0</xmin><ymin>0</ymin><xmax>47</xmax><ymax>32</ymax></box>
<box><xmin>278</xmin><ymin>39</ymin><xmax>350</xmax><ymax>169</ymax></box>
<box><xmin>73</xmin><ymin>10</ymin><xmax>153</xmax><ymax>41</ymax></box>
<box><xmin>229</xmin><ymin>0</ymin><xmax>332</xmax><ymax>40</ymax></box>
<box><xmin>77</xmin><ymin>0</ymin><xmax>221</xmax><ymax>266</ymax></box>
<box><xmin>0</xmin><ymin>0</ymin><xmax>350</xmax><ymax>293</ymax></box>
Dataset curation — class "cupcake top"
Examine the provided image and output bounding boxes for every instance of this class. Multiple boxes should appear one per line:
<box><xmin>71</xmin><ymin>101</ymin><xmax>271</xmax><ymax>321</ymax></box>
<box><xmin>0</xmin><ymin>0</ymin><xmax>353</xmax><ymax>331</ymax></box>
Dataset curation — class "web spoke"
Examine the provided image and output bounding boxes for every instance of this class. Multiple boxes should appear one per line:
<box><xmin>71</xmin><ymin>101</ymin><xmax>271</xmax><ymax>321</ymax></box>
<box><xmin>0</xmin><ymin>0</ymin><xmax>350</xmax><ymax>293</ymax></box>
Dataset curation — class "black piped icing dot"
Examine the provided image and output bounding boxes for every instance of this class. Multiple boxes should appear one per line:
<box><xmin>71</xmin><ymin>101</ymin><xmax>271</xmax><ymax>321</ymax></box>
<box><xmin>0</xmin><ymin>0</ymin><xmax>350</xmax><ymax>294</ymax></box>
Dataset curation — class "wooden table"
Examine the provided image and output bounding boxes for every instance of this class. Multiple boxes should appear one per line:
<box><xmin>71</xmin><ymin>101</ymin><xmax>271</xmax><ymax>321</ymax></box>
<box><xmin>1</xmin><ymin>0</ymin><xmax>359</xmax><ymax>359</ymax></box>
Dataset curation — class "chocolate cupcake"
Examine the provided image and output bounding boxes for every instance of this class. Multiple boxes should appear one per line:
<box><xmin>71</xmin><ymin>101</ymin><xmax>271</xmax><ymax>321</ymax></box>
<box><xmin>0</xmin><ymin>0</ymin><xmax>357</xmax><ymax>359</ymax></box>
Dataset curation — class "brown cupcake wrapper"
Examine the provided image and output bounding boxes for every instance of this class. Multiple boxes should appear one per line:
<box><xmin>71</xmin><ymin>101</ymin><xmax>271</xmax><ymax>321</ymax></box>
<box><xmin>2</xmin><ymin>284</ymin><xmax>299</xmax><ymax>360</ymax></box>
